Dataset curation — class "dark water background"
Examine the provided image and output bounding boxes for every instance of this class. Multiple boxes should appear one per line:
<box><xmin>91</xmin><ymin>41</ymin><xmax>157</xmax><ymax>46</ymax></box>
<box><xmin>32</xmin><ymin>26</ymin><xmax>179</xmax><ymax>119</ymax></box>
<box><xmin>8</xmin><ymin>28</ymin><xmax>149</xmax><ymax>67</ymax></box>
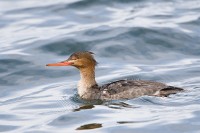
<box><xmin>1</xmin><ymin>0</ymin><xmax>200</xmax><ymax>132</ymax></box>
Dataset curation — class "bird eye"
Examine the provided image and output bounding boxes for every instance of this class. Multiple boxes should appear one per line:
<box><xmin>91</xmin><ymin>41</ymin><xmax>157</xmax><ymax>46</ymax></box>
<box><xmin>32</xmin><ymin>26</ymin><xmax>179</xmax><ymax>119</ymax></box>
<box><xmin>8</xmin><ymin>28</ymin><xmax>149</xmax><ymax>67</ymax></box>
<box><xmin>70</xmin><ymin>55</ymin><xmax>78</xmax><ymax>60</ymax></box>
<box><xmin>72</xmin><ymin>56</ymin><xmax>77</xmax><ymax>60</ymax></box>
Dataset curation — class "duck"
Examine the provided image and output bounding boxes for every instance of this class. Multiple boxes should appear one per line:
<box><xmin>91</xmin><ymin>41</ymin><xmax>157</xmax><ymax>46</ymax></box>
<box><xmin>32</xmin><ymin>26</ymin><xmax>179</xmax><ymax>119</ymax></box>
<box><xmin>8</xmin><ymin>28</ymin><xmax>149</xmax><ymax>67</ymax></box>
<box><xmin>46</xmin><ymin>51</ymin><xmax>183</xmax><ymax>100</ymax></box>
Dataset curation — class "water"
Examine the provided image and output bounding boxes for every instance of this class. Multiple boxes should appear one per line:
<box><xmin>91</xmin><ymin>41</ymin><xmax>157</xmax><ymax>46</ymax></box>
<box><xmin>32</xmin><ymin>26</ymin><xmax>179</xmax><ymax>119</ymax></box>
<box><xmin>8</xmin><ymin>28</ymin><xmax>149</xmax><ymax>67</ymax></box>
<box><xmin>0</xmin><ymin>0</ymin><xmax>200</xmax><ymax>132</ymax></box>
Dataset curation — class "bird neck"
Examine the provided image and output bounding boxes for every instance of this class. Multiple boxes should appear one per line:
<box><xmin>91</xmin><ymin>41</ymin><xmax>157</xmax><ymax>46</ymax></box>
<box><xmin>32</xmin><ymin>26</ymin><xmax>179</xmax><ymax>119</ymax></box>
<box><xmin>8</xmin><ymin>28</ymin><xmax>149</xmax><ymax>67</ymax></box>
<box><xmin>78</xmin><ymin>66</ymin><xmax>97</xmax><ymax>97</ymax></box>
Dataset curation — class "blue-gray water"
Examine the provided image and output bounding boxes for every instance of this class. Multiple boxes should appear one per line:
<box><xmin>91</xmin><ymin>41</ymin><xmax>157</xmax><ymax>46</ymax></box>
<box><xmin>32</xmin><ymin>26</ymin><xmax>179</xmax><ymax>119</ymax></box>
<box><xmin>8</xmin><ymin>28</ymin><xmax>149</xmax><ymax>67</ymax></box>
<box><xmin>1</xmin><ymin>0</ymin><xmax>200</xmax><ymax>132</ymax></box>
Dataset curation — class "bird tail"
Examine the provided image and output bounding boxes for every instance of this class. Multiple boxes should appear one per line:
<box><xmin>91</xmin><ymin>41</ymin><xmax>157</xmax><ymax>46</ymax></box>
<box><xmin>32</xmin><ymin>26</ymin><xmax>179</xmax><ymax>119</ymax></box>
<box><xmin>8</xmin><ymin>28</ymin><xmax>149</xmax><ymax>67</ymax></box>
<box><xmin>159</xmin><ymin>86</ymin><xmax>184</xmax><ymax>97</ymax></box>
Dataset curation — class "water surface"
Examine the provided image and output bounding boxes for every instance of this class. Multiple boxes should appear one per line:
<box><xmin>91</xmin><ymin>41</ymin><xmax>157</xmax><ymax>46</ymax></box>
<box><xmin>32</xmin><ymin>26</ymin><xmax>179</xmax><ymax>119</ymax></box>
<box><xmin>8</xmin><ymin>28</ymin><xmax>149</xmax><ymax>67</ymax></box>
<box><xmin>0</xmin><ymin>0</ymin><xmax>200</xmax><ymax>132</ymax></box>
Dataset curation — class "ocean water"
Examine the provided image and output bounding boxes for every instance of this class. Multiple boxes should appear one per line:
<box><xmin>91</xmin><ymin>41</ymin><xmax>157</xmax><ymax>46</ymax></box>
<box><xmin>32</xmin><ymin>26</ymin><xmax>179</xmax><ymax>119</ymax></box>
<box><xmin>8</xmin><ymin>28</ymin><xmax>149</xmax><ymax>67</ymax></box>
<box><xmin>0</xmin><ymin>0</ymin><xmax>200</xmax><ymax>132</ymax></box>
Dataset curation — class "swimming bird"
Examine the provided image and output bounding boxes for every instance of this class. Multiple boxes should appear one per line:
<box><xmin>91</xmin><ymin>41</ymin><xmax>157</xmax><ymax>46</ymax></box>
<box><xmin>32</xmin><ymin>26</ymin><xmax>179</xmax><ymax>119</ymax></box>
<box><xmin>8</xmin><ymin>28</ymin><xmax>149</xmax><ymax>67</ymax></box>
<box><xmin>46</xmin><ymin>51</ymin><xmax>183</xmax><ymax>100</ymax></box>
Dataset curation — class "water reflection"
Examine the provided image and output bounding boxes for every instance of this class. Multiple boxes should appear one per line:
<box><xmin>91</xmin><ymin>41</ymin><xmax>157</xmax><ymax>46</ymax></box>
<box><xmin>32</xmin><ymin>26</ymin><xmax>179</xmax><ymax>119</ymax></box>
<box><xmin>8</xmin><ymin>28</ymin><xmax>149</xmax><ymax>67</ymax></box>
<box><xmin>0</xmin><ymin>0</ymin><xmax>200</xmax><ymax>132</ymax></box>
<box><xmin>105</xmin><ymin>101</ymin><xmax>136</xmax><ymax>109</ymax></box>
<box><xmin>117</xmin><ymin>119</ymin><xmax>158</xmax><ymax>124</ymax></box>
<box><xmin>76</xmin><ymin>123</ymin><xmax>102</xmax><ymax>130</ymax></box>
<box><xmin>73</xmin><ymin>104</ymin><xmax>95</xmax><ymax>112</ymax></box>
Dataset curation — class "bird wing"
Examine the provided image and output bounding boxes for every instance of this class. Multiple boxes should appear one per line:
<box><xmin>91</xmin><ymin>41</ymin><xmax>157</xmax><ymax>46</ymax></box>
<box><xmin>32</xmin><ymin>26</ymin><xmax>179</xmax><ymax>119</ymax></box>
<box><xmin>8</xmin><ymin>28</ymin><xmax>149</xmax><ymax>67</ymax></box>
<box><xmin>100</xmin><ymin>80</ymin><xmax>167</xmax><ymax>100</ymax></box>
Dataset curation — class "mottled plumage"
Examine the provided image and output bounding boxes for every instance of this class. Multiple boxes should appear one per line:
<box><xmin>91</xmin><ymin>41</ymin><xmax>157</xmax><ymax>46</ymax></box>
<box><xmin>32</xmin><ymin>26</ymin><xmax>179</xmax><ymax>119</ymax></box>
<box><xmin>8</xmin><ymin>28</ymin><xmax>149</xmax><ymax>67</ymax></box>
<box><xmin>47</xmin><ymin>51</ymin><xmax>184</xmax><ymax>100</ymax></box>
<box><xmin>79</xmin><ymin>80</ymin><xmax>183</xmax><ymax>100</ymax></box>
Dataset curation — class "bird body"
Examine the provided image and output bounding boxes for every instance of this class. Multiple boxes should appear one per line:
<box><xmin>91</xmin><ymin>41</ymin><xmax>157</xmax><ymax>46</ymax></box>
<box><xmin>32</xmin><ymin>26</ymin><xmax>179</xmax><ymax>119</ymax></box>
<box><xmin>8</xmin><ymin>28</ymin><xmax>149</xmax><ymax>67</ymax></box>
<box><xmin>47</xmin><ymin>51</ymin><xmax>183</xmax><ymax>100</ymax></box>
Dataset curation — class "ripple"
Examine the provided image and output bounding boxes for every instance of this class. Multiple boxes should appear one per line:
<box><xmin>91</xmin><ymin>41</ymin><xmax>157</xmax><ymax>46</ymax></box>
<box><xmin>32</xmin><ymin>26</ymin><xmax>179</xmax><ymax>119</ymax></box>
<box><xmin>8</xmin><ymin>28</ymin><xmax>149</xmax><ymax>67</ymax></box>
<box><xmin>0</xmin><ymin>0</ymin><xmax>200</xmax><ymax>132</ymax></box>
<box><xmin>0</xmin><ymin>125</ymin><xmax>19</xmax><ymax>132</ymax></box>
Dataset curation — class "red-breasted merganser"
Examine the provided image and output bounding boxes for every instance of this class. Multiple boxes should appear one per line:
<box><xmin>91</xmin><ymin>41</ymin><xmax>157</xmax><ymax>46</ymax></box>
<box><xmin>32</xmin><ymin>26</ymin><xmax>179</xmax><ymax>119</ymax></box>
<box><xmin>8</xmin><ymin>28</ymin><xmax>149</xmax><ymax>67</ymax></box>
<box><xmin>46</xmin><ymin>51</ymin><xmax>183</xmax><ymax>100</ymax></box>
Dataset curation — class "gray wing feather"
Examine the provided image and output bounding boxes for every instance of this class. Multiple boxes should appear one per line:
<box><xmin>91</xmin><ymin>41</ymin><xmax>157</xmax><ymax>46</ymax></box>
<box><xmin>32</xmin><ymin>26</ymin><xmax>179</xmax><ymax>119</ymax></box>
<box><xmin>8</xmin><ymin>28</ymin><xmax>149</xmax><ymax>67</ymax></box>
<box><xmin>100</xmin><ymin>80</ymin><xmax>168</xmax><ymax>100</ymax></box>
